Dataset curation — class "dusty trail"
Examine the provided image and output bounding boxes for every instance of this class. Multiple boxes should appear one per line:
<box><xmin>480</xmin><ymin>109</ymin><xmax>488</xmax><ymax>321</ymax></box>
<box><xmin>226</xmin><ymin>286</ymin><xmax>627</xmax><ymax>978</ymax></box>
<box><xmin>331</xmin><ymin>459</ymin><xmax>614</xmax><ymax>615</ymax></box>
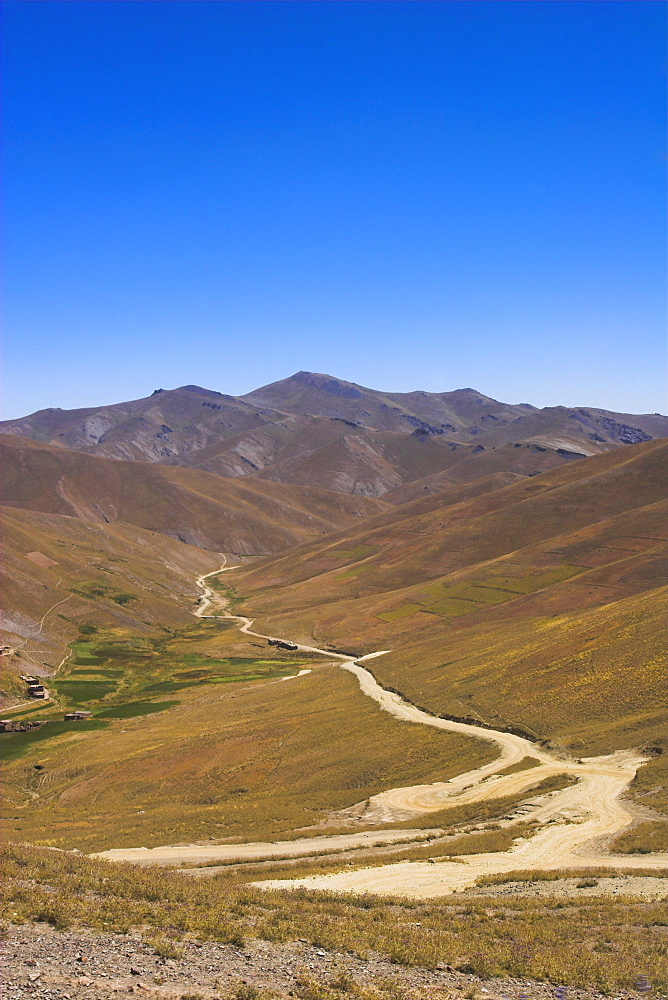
<box><xmin>95</xmin><ymin>565</ymin><xmax>666</xmax><ymax>897</ymax></box>
<box><xmin>95</xmin><ymin>828</ymin><xmax>439</xmax><ymax>867</ymax></box>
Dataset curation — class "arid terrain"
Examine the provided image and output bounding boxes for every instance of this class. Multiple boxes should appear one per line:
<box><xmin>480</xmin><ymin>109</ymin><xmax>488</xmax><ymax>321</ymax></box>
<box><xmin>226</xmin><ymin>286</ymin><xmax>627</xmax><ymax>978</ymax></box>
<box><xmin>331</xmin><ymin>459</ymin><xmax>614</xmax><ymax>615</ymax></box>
<box><xmin>1</xmin><ymin>376</ymin><xmax>666</xmax><ymax>996</ymax></box>
<box><xmin>2</xmin><ymin>372</ymin><xmax>667</xmax><ymax>497</ymax></box>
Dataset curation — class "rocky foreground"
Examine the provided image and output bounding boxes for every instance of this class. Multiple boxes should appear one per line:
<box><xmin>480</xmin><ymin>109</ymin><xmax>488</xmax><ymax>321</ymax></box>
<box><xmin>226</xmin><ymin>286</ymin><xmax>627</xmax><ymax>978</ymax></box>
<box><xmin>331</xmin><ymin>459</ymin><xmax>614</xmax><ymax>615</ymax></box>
<box><xmin>2</xmin><ymin>923</ymin><xmax>663</xmax><ymax>1000</ymax></box>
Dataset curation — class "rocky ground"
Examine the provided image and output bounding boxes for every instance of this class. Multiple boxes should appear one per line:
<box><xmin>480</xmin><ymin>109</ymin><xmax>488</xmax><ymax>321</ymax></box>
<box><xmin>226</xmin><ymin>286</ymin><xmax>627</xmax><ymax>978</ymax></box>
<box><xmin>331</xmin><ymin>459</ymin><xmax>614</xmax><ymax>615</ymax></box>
<box><xmin>1</xmin><ymin>923</ymin><xmax>663</xmax><ymax>1000</ymax></box>
<box><xmin>462</xmin><ymin>876</ymin><xmax>667</xmax><ymax>900</ymax></box>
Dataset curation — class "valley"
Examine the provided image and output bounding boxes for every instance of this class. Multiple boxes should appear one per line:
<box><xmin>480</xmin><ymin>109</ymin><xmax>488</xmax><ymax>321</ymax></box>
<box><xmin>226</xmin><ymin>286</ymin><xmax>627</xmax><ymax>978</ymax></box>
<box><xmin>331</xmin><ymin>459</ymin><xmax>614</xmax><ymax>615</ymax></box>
<box><xmin>1</xmin><ymin>375</ymin><xmax>666</xmax><ymax>995</ymax></box>
<box><xmin>87</xmin><ymin>566</ymin><xmax>665</xmax><ymax>897</ymax></box>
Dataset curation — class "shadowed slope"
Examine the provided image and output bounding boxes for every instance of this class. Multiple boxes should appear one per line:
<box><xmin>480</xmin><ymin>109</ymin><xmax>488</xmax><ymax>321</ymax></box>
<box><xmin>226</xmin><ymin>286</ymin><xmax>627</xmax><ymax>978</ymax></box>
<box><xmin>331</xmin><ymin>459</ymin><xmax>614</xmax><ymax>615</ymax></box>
<box><xmin>0</xmin><ymin>435</ymin><xmax>386</xmax><ymax>554</ymax></box>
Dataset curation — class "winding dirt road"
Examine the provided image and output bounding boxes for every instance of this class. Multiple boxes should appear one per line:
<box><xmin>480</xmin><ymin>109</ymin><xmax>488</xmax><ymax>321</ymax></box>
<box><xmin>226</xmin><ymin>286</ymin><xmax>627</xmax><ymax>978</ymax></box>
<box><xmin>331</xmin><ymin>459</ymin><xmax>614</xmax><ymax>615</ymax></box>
<box><xmin>95</xmin><ymin>566</ymin><xmax>666</xmax><ymax>897</ymax></box>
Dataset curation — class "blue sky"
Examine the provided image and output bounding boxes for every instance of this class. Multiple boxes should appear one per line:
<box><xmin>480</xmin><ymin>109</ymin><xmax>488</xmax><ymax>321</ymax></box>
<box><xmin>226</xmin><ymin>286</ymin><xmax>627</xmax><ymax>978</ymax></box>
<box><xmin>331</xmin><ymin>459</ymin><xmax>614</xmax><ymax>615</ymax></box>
<box><xmin>2</xmin><ymin>1</ymin><xmax>665</xmax><ymax>418</ymax></box>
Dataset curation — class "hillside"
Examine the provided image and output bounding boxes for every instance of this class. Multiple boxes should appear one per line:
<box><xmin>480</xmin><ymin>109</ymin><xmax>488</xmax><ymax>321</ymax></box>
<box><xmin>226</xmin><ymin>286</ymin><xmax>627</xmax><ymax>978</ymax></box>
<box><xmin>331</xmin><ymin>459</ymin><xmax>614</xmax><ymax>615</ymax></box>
<box><xmin>2</xmin><ymin>372</ymin><xmax>665</xmax><ymax>497</ymax></box>
<box><xmin>0</xmin><ymin>434</ymin><xmax>386</xmax><ymax>554</ymax></box>
<box><xmin>228</xmin><ymin>439</ymin><xmax>668</xmax><ymax>753</ymax></box>
<box><xmin>0</xmin><ymin>505</ymin><xmax>224</xmax><ymax>704</ymax></box>
<box><xmin>0</xmin><ymin>432</ymin><xmax>384</xmax><ymax>703</ymax></box>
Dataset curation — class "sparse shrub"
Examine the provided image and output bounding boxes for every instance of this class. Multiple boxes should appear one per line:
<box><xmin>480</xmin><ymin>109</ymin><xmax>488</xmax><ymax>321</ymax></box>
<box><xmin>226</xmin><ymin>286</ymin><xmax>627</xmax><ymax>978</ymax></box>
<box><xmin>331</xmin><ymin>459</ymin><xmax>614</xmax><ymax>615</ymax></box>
<box><xmin>330</xmin><ymin>967</ymin><xmax>356</xmax><ymax>991</ymax></box>
<box><xmin>148</xmin><ymin>936</ymin><xmax>184</xmax><ymax>959</ymax></box>
<box><xmin>233</xmin><ymin>986</ymin><xmax>259</xmax><ymax>1000</ymax></box>
<box><xmin>295</xmin><ymin>974</ymin><xmax>335</xmax><ymax>1000</ymax></box>
<box><xmin>33</xmin><ymin>905</ymin><xmax>70</xmax><ymax>930</ymax></box>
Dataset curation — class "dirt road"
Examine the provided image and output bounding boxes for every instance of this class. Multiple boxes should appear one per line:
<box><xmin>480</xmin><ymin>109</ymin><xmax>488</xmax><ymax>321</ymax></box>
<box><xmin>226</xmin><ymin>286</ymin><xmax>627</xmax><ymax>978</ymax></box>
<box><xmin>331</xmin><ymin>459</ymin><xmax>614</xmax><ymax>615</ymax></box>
<box><xmin>95</xmin><ymin>566</ymin><xmax>665</xmax><ymax>897</ymax></box>
<box><xmin>94</xmin><ymin>827</ymin><xmax>439</xmax><ymax>866</ymax></box>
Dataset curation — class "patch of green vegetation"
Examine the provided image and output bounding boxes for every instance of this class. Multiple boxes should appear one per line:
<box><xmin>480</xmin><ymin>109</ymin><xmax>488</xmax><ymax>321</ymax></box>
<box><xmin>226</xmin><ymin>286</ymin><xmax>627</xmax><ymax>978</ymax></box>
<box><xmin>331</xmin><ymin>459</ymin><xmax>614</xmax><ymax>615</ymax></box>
<box><xmin>0</xmin><ymin>703</ymin><xmax>58</xmax><ymax>720</ymax></box>
<box><xmin>331</xmin><ymin>544</ymin><xmax>379</xmax><ymax>562</ymax></box>
<box><xmin>141</xmin><ymin>681</ymin><xmax>193</xmax><ymax>693</ymax></box>
<box><xmin>382</xmin><ymin>565</ymin><xmax>589</xmax><ymax>622</ymax></box>
<box><xmin>94</xmin><ymin>701</ymin><xmax>178</xmax><ymax>720</ymax></box>
<box><xmin>110</xmin><ymin>592</ymin><xmax>137</xmax><ymax>606</ymax></box>
<box><xmin>334</xmin><ymin>564</ymin><xmax>370</xmax><ymax>582</ymax></box>
<box><xmin>208</xmin><ymin>577</ymin><xmax>247</xmax><ymax>609</ymax></box>
<box><xmin>52</xmin><ymin>679</ymin><xmax>118</xmax><ymax>704</ymax></box>
<box><xmin>0</xmin><ymin>720</ymin><xmax>109</xmax><ymax>762</ymax></box>
<box><xmin>485</xmin><ymin>565</ymin><xmax>586</xmax><ymax>593</ymax></box>
<box><xmin>68</xmin><ymin>580</ymin><xmax>137</xmax><ymax>605</ymax></box>
<box><xmin>144</xmin><ymin>658</ymin><xmax>299</xmax><ymax>691</ymax></box>
<box><xmin>72</xmin><ymin>654</ymin><xmax>105</xmax><ymax>666</ymax></box>
<box><xmin>425</xmin><ymin>597</ymin><xmax>479</xmax><ymax>618</ymax></box>
<box><xmin>376</xmin><ymin>604</ymin><xmax>423</xmax><ymax>621</ymax></box>
<box><xmin>70</xmin><ymin>668</ymin><xmax>124</xmax><ymax>678</ymax></box>
<box><xmin>92</xmin><ymin>641</ymin><xmax>156</xmax><ymax>659</ymax></box>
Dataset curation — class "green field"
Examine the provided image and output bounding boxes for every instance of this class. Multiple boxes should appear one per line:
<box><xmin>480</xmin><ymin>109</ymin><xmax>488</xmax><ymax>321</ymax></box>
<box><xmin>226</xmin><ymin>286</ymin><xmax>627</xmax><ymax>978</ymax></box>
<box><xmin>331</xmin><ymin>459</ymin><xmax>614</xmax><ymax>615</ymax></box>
<box><xmin>0</xmin><ymin>720</ymin><xmax>109</xmax><ymax>763</ymax></box>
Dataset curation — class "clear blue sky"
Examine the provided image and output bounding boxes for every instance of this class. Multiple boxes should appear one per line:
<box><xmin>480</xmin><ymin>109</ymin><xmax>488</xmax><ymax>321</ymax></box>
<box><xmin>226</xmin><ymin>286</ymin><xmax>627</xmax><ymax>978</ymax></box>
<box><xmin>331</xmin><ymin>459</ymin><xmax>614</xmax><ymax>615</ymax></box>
<box><xmin>2</xmin><ymin>0</ymin><xmax>665</xmax><ymax>419</ymax></box>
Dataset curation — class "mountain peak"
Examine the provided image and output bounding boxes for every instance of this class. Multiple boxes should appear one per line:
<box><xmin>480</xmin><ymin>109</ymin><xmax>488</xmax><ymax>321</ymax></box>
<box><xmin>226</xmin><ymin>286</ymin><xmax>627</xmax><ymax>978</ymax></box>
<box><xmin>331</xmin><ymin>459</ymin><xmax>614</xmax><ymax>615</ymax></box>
<box><xmin>288</xmin><ymin>371</ymin><xmax>363</xmax><ymax>399</ymax></box>
<box><xmin>176</xmin><ymin>385</ymin><xmax>225</xmax><ymax>397</ymax></box>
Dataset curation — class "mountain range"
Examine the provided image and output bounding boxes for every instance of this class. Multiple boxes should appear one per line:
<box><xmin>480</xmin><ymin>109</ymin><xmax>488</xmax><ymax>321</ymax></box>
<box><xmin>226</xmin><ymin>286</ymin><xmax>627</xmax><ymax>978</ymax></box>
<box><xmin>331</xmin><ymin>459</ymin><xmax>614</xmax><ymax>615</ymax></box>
<box><xmin>3</xmin><ymin>371</ymin><xmax>666</xmax><ymax>498</ymax></box>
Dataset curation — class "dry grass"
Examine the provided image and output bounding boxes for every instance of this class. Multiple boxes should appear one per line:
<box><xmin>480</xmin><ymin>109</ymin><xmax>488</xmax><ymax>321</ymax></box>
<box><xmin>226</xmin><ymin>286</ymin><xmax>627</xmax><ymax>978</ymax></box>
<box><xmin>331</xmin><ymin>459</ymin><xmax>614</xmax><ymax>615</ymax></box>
<box><xmin>610</xmin><ymin>822</ymin><xmax>668</xmax><ymax>856</ymax></box>
<box><xmin>495</xmin><ymin>756</ymin><xmax>542</xmax><ymax>776</ymax></box>
<box><xmin>230</xmin><ymin>442</ymin><xmax>667</xmax><ymax>755</ymax></box>
<box><xmin>473</xmin><ymin>867</ymin><xmax>665</xmax><ymax>887</ymax></box>
<box><xmin>608</xmin><ymin>753</ymin><xmax>668</xmax><ymax>855</ymax></box>
<box><xmin>1</xmin><ymin>645</ymin><xmax>494</xmax><ymax>851</ymax></box>
<box><xmin>628</xmin><ymin>753</ymin><xmax>668</xmax><ymax>813</ymax></box>
<box><xmin>2</xmin><ymin>844</ymin><xmax>666</xmax><ymax>990</ymax></box>
<box><xmin>199</xmin><ymin>822</ymin><xmax>543</xmax><ymax>886</ymax></box>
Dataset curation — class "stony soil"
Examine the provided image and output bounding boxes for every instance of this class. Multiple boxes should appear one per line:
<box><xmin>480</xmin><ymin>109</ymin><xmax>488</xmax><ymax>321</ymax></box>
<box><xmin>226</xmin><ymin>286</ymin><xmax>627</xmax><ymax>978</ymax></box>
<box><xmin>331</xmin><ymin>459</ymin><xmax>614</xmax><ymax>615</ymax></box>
<box><xmin>1</xmin><ymin>922</ymin><xmax>663</xmax><ymax>1000</ymax></box>
<box><xmin>462</xmin><ymin>876</ymin><xmax>667</xmax><ymax>900</ymax></box>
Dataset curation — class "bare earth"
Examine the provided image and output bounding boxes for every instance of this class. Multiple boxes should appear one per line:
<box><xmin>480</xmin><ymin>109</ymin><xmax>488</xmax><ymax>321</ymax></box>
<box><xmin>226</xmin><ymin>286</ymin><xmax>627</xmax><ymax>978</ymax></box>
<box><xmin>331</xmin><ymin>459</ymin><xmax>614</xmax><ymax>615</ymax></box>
<box><xmin>3</xmin><ymin>921</ymin><xmax>662</xmax><ymax>1000</ymax></box>
<box><xmin>92</xmin><ymin>566</ymin><xmax>667</xmax><ymax>901</ymax></box>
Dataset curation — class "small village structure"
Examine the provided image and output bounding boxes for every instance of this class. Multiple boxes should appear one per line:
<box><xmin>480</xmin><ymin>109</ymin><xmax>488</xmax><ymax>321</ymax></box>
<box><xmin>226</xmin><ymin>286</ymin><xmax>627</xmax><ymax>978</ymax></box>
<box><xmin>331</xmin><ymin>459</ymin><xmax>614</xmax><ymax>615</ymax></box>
<box><xmin>27</xmin><ymin>682</ymin><xmax>48</xmax><ymax>699</ymax></box>
<box><xmin>20</xmin><ymin>675</ymin><xmax>50</xmax><ymax>699</ymax></box>
<box><xmin>268</xmin><ymin>639</ymin><xmax>299</xmax><ymax>651</ymax></box>
<box><xmin>0</xmin><ymin>718</ymin><xmax>48</xmax><ymax>733</ymax></box>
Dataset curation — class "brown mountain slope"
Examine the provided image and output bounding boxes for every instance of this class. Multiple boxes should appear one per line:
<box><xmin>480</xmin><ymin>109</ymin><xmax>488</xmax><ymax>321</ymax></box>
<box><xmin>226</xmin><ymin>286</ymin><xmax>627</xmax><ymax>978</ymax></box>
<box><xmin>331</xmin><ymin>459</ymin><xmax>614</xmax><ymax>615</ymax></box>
<box><xmin>0</xmin><ymin>435</ymin><xmax>386</xmax><ymax>554</ymax></box>
<box><xmin>227</xmin><ymin>439</ymin><xmax>667</xmax><ymax>753</ymax></box>
<box><xmin>383</xmin><ymin>443</ymin><xmax>581</xmax><ymax>503</ymax></box>
<box><xmin>2</xmin><ymin>373</ymin><xmax>665</xmax><ymax>497</ymax></box>
<box><xmin>0</xmin><ymin>505</ymin><xmax>224</xmax><ymax>704</ymax></box>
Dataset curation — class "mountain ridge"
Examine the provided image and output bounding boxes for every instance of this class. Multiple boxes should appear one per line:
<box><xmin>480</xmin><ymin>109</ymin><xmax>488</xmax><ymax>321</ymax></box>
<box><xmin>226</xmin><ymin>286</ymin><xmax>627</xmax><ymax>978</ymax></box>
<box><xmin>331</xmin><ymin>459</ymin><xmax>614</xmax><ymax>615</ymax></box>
<box><xmin>3</xmin><ymin>372</ymin><xmax>665</xmax><ymax>498</ymax></box>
